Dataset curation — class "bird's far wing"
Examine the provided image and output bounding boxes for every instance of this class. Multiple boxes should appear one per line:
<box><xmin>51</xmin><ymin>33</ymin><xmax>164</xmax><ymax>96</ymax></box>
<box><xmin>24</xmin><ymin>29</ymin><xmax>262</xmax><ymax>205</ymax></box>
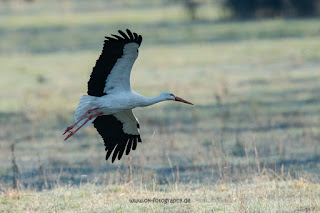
<box><xmin>93</xmin><ymin>110</ymin><xmax>142</xmax><ymax>163</ymax></box>
<box><xmin>87</xmin><ymin>29</ymin><xmax>143</xmax><ymax>97</ymax></box>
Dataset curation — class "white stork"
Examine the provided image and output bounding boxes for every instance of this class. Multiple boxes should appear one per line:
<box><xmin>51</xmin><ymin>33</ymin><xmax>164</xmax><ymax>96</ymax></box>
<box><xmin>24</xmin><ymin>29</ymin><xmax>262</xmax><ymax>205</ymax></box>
<box><xmin>64</xmin><ymin>29</ymin><xmax>193</xmax><ymax>163</ymax></box>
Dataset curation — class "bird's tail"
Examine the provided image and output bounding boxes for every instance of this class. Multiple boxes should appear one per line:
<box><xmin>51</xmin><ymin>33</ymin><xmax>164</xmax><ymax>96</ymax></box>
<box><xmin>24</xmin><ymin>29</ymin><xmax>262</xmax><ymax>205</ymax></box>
<box><xmin>74</xmin><ymin>95</ymin><xmax>99</xmax><ymax>128</ymax></box>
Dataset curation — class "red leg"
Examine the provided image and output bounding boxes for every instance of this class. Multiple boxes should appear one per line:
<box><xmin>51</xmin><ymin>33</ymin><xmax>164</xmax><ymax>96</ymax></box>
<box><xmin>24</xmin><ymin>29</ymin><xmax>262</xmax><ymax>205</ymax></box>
<box><xmin>63</xmin><ymin>107</ymin><xmax>100</xmax><ymax>135</ymax></box>
<box><xmin>64</xmin><ymin>112</ymin><xmax>103</xmax><ymax>141</ymax></box>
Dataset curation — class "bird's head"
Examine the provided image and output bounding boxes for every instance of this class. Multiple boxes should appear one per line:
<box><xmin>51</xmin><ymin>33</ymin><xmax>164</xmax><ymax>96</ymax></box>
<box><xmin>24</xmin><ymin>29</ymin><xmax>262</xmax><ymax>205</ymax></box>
<box><xmin>161</xmin><ymin>91</ymin><xmax>193</xmax><ymax>105</ymax></box>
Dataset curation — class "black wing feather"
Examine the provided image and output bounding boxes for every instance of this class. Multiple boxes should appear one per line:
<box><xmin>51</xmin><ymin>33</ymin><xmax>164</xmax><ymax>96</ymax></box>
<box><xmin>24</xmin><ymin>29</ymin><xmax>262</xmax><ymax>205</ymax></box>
<box><xmin>104</xmin><ymin>36</ymin><xmax>118</xmax><ymax>42</ymax></box>
<box><xmin>138</xmin><ymin>35</ymin><xmax>142</xmax><ymax>44</ymax></box>
<box><xmin>111</xmin><ymin>34</ymin><xmax>124</xmax><ymax>40</ymax></box>
<box><xmin>132</xmin><ymin>137</ymin><xmax>137</xmax><ymax>150</ymax></box>
<box><xmin>118</xmin><ymin>30</ymin><xmax>129</xmax><ymax>40</ymax></box>
<box><xmin>126</xmin><ymin>140</ymin><xmax>132</xmax><ymax>155</ymax></box>
<box><xmin>93</xmin><ymin>115</ymin><xmax>141</xmax><ymax>162</ymax></box>
<box><xmin>133</xmin><ymin>33</ymin><xmax>138</xmax><ymax>41</ymax></box>
<box><xmin>126</xmin><ymin>29</ymin><xmax>134</xmax><ymax>40</ymax></box>
<box><xmin>106</xmin><ymin>146</ymin><xmax>115</xmax><ymax>161</ymax></box>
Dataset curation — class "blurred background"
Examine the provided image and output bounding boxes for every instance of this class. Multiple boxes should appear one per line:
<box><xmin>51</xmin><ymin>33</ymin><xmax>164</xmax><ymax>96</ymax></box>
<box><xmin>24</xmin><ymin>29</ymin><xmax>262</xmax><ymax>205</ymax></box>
<box><xmin>1</xmin><ymin>0</ymin><xmax>320</xmax><ymax>191</ymax></box>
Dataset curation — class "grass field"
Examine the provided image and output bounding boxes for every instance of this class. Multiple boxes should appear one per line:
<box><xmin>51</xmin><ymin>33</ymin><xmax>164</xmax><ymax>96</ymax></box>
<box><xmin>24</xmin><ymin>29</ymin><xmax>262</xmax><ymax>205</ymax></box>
<box><xmin>1</xmin><ymin>1</ymin><xmax>320</xmax><ymax>212</ymax></box>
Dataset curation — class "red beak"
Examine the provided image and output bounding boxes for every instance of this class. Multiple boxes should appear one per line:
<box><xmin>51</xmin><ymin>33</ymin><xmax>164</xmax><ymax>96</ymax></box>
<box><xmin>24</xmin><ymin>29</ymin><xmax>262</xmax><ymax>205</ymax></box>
<box><xmin>174</xmin><ymin>96</ymin><xmax>193</xmax><ymax>105</ymax></box>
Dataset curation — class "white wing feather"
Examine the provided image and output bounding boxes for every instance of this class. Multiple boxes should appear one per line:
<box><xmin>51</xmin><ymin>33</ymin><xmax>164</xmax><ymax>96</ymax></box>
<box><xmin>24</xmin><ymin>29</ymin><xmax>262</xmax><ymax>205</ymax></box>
<box><xmin>113</xmin><ymin>110</ymin><xmax>140</xmax><ymax>135</ymax></box>
<box><xmin>103</xmin><ymin>43</ymin><xmax>139</xmax><ymax>93</ymax></box>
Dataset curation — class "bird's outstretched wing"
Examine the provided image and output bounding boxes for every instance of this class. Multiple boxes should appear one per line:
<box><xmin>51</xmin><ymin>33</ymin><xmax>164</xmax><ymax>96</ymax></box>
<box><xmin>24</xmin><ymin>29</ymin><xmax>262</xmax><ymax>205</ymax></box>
<box><xmin>93</xmin><ymin>110</ymin><xmax>142</xmax><ymax>162</ymax></box>
<box><xmin>87</xmin><ymin>29</ymin><xmax>143</xmax><ymax>162</ymax></box>
<box><xmin>87</xmin><ymin>29</ymin><xmax>143</xmax><ymax>96</ymax></box>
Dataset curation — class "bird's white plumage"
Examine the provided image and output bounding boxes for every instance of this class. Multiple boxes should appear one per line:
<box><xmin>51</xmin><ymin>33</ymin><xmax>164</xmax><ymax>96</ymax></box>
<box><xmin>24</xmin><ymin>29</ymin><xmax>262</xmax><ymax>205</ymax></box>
<box><xmin>74</xmin><ymin>91</ymin><xmax>144</xmax><ymax>128</ymax></box>
<box><xmin>103</xmin><ymin>43</ymin><xmax>139</xmax><ymax>94</ymax></box>
<box><xmin>113</xmin><ymin>110</ymin><xmax>140</xmax><ymax>135</ymax></box>
<box><xmin>75</xmin><ymin>95</ymin><xmax>96</xmax><ymax>127</ymax></box>
<box><xmin>74</xmin><ymin>91</ymin><xmax>176</xmax><ymax>128</ymax></box>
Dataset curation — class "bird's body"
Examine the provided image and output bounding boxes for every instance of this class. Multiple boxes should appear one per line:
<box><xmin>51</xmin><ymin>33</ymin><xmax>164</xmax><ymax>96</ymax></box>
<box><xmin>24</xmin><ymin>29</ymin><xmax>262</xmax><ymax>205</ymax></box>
<box><xmin>74</xmin><ymin>90</ymin><xmax>177</xmax><ymax>128</ymax></box>
<box><xmin>64</xmin><ymin>29</ymin><xmax>193</xmax><ymax>162</ymax></box>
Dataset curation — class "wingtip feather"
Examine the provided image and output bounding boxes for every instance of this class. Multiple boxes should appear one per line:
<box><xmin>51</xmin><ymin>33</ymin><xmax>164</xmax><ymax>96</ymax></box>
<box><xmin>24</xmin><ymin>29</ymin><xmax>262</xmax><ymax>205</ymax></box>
<box><xmin>126</xmin><ymin>139</ymin><xmax>133</xmax><ymax>155</ymax></box>
<box><xmin>111</xmin><ymin>34</ymin><xmax>123</xmax><ymax>40</ymax></box>
<box><xmin>133</xmin><ymin>32</ymin><xmax>138</xmax><ymax>41</ymax></box>
<box><xmin>118</xmin><ymin>30</ymin><xmax>129</xmax><ymax>40</ymax></box>
<box><xmin>126</xmin><ymin>29</ymin><xmax>134</xmax><ymax>40</ymax></box>
<box><xmin>112</xmin><ymin>152</ymin><xmax>117</xmax><ymax>163</ymax></box>
<box><xmin>132</xmin><ymin>137</ymin><xmax>137</xmax><ymax>150</ymax></box>
<box><xmin>104</xmin><ymin>30</ymin><xmax>142</xmax><ymax>46</ymax></box>
<box><xmin>138</xmin><ymin>35</ymin><xmax>142</xmax><ymax>45</ymax></box>
<box><xmin>106</xmin><ymin>145</ymin><xmax>116</xmax><ymax>162</ymax></box>
<box><xmin>117</xmin><ymin>145</ymin><xmax>126</xmax><ymax>160</ymax></box>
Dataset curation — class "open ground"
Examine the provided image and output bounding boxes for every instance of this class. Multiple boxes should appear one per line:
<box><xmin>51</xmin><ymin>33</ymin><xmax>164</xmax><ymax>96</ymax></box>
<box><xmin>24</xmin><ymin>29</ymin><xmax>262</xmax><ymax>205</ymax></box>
<box><xmin>1</xmin><ymin>1</ymin><xmax>320</xmax><ymax>212</ymax></box>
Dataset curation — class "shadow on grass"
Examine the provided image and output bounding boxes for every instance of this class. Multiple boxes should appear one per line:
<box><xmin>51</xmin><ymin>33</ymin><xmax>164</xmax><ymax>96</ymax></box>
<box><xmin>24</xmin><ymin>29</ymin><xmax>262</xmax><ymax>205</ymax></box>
<box><xmin>1</xmin><ymin>157</ymin><xmax>319</xmax><ymax>190</ymax></box>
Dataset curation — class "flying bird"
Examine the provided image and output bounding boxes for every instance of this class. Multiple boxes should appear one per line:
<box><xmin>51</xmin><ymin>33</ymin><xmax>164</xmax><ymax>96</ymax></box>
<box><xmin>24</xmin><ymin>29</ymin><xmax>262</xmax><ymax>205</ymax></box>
<box><xmin>64</xmin><ymin>29</ymin><xmax>193</xmax><ymax>163</ymax></box>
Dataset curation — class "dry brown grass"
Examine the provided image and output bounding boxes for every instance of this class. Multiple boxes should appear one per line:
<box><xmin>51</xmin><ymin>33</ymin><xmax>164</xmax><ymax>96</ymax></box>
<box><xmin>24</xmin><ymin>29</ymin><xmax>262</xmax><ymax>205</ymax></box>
<box><xmin>1</xmin><ymin>175</ymin><xmax>320</xmax><ymax>212</ymax></box>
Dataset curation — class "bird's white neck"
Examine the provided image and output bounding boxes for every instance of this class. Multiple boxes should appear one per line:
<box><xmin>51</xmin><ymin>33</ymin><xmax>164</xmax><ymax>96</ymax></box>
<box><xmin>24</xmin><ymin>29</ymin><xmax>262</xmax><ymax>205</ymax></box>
<box><xmin>138</xmin><ymin>94</ymin><xmax>168</xmax><ymax>107</ymax></box>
